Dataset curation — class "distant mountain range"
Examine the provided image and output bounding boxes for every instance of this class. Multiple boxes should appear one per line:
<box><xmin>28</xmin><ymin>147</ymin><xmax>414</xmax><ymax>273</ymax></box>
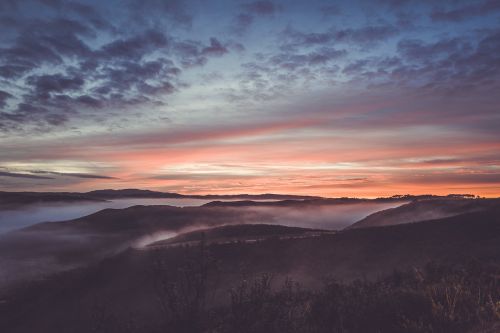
<box><xmin>0</xmin><ymin>189</ymin><xmax>322</xmax><ymax>208</ymax></box>
<box><xmin>0</xmin><ymin>188</ymin><xmax>482</xmax><ymax>209</ymax></box>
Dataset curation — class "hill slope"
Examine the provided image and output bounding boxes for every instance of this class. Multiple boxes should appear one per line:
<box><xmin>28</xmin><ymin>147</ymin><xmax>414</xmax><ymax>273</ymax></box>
<box><xmin>1</xmin><ymin>207</ymin><xmax>499</xmax><ymax>332</ymax></box>
<box><xmin>349</xmin><ymin>198</ymin><xmax>500</xmax><ymax>229</ymax></box>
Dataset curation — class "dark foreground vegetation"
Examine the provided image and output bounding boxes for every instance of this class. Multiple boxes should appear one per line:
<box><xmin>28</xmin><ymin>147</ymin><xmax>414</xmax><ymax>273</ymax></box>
<box><xmin>2</xmin><ymin>240</ymin><xmax>498</xmax><ymax>333</ymax></box>
<box><xmin>153</xmin><ymin>261</ymin><xmax>500</xmax><ymax>333</ymax></box>
<box><xmin>59</xmin><ymin>256</ymin><xmax>500</xmax><ymax>333</ymax></box>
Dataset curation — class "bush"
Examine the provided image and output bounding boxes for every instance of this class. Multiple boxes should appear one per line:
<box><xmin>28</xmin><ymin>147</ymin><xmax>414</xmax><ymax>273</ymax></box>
<box><xmin>212</xmin><ymin>261</ymin><xmax>499</xmax><ymax>333</ymax></box>
<box><xmin>144</xmin><ymin>243</ymin><xmax>499</xmax><ymax>333</ymax></box>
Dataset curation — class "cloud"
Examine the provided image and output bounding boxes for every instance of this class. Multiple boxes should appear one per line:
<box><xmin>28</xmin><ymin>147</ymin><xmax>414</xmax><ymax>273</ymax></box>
<box><xmin>97</xmin><ymin>30</ymin><xmax>169</xmax><ymax>60</ymax></box>
<box><xmin>342</xmin><ymin>59</ymin><xmax>370</xmax><ymax>75</ymax></box>
<box><xmin>392</xmin><ymin>30</ymin><xmax>500</xmax><ymax>93</ymax></box>
<box><xmin>320</xmin><ymin>5</ymin><xmax>342</xmax><ymax>17</ymax></box>
<box><xmin>0</xmin><ymin>0</ymin><xmax>17</xmax><ymax>11</ymax></box>
<box><xmin>431</xmin><ymin>0</ymin><xmax>500</xmax><ymax>22</ymax></box>
<box><xmin>0</xmin><ymin>171</ymin><xmax>53</xmax><ymax>179</ymax></box>
<box><xmin>232</xmin><ymin>13</ymin><xmax>254</xmax><ymax>35</ymax></box>
<box><xmin>0</xmin><ymin>18</ymin><xmax>93</xmax><ymax>78</ymax></box>
<box><xmin>26</xmin><ymin>74</ymin><xmax>85</xmax><ymax>97</ymax></box>
<box><xmin>92</xmin><ymin>117</ymin><xmax>322</xmax><ymax>147</ymax></box>
<box><xmin>201</xmin><ymin>38</ymin><xmax>229</xmax><ymax>57</ymax></box>
<box><xmin>0</xmin><ymin>3</ymin><xmax>235</xmax><ymax>132</ymax></box>
<box><xmin>128</xmin><ymin>0</ymin><xmax>193</xmax><ymax>28</ymax></box>
<box><xmin>30</xmin><ymin>171</ymin><xmax>116</xmax><ymax>179</ymax></box>
<box><xmin>394</xmin><ymin>172</ymin><xmax>500</xmax><ymax>185</ymax></box>
<box><xmin>231</xmin><ymin>1</ymin><xmax>281</xmax><ymax>35</ymax></box>
<box><xmin>280</xmin><ymin>25</ymin><xmax>399</xmax><ymax>50</ymax></box>
<box><xmin>0</xmin><ymin>0</ymin><xmax>499</xmax><ymax>197</ymax></box>
<box><xmin>270</xmin><ymin>47</ymin><xmax>347</xmax><ymax>69</ymax></box>
<box><xmin>397</xmin><ymin>38</ymin><xmax>470</xmax><ymax>61</ymax></box>
<box><xmin>336</xmin><ymin>25</ymin><xmax>399</xmax><ymax>44</ymax></box>
<box><xmin>66</xmin><ymin>1</ymin><xmax>115</xmax><ymax>32</ymax></box>
<box><xmin>242</xmin><ymin>1</ymin><xmax>280</xmax><ymax>16</ymax></box>
<box><xmin>0</xmin><ymin>91</ymin><xmax>13</xmax><ymax>108</ymax></box>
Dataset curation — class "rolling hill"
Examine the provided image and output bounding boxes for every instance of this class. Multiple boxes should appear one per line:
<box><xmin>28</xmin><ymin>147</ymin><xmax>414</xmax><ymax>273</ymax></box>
<box><xmin>348</xmin><ymin>198</ymin><xmax>500</xmax><ymax>229</ymax></box>
<box><xmin>0</xmin><ymin>206</ymin><xmax>499</xmax><ymax>332</ymax></box>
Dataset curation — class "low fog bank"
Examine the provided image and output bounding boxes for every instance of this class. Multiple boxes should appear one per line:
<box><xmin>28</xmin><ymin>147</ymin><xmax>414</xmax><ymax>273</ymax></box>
<box><xmin>135</xmin><ymin>201</ymin><xmax>406</xmax><ymax>246</ymax></box>
<box><xmin>236</xmin><ymin>202</ymin><xmax>406</xmax><ymax>230</ymax></box>
<box><xmin>349</xmin><ymin>198</ymin><xmax>500</xmax><ymax>229</ymax></box>
<box><xmin>0</xmin><ymin>198</ymin><xmax>402</xmax><ymax>234</ymax></box>
<box><xmin>0</xmin><ymin>229</ymin><xmax>123</xmax><ymax>290</ymax></box>
<box><xmin>0</xmin><ymin>200</ymin><xmax>406</xmax><ymax>290</ymax></box>
<box><xmin>0</xmin><ymin>198</ymin><xmax>226</xmax><ymax>233</ymax></box>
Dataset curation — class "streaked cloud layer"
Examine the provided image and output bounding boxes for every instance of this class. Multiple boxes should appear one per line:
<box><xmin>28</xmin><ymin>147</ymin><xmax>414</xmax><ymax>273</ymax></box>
<box><xmin>1</xmin><ymin>0</ymin><xmax>499</xmax><ymax>196</ymax></box>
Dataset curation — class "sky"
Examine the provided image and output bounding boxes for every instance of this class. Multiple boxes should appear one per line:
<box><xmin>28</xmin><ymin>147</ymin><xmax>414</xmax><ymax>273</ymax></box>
<box><xmin>0</xmin><ymin>0</ymin><xmax>499</xmax><ymax>197</ymax></box>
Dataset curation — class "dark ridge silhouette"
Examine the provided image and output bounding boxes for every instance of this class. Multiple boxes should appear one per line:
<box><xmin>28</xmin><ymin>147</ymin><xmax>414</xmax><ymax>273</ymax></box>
<box><xmin>187</xmin><ymin>193</ymin><xmax>323</xmax><ymax>200</ymax></box>
<box><xmin>349</xmin><ymin>197</ymin><xmax>500</xmax><ymax>229</ymax></box>
<box><xmin>0</xmin><ymin>189</ymin><xmax>324</xmax><ymax>209</ymax></box>
<box><xmin>148</xmin><ymin>224</ymin><xmax>327</xmax><ymax>247</ymax></box>
<box><xmin>0</xmin><ymin>191</ymin><xmax>104</xmax><ymax>209</ymax></box>
<box><xmin>201</xmin><ymin>196</ymin><xmax>416</xmax><ymax>207</ymax></box>
<box><xmin>0</xmin><ymin>207</ymin><xmax>498</xmax><ymax>332</ymax></box>
<box><xmin>23</xmin><ymin>205</ymin><xmax>272</xmax><ymax>234</ymax></box>
<box><xmin>2</xmin><ymin>189</ymin><xmax>480</xmax><ymax>210</ymax></box>
<box><xmin>85</xmin><ymin>188</ymin><xmax>184</xmax><ymax>198</ymax></box>
<box><xmin>0</xmin><ymin>205</ymin><xmax>279</xmax><ymax>289</ymax></box>
<box><xmin>0</xmin><ymin>197</ymin><xmax>495</xmax><ymax>290</ymax></box>
<box><xmin>202</xmin><ymin>198</ymin><xmax>368</xmax><ymax>207</ymax></box>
